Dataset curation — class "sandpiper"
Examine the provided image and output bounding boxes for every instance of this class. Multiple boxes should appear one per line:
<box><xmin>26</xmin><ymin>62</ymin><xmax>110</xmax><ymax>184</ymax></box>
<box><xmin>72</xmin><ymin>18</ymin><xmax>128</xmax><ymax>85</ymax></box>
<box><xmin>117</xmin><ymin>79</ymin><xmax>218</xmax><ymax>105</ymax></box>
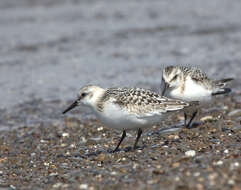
<box><xmin>63</xmin><ymin>85</ymin><xmax>195</xmax><ymax>152</ymax></box>
<box><xmin>161</xmin><ymin>66</ymin><xmax>233</xmax><ymax>128</ymax></box>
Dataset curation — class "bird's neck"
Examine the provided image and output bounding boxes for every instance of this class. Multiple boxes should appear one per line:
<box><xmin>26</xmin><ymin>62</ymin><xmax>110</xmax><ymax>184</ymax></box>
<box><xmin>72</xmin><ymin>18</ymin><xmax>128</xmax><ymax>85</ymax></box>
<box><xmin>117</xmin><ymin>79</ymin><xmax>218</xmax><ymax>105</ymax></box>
<box><xmin>88</xmin><ymin>88</ymin><xmax>106</xmax><ymax>112</ymax></box>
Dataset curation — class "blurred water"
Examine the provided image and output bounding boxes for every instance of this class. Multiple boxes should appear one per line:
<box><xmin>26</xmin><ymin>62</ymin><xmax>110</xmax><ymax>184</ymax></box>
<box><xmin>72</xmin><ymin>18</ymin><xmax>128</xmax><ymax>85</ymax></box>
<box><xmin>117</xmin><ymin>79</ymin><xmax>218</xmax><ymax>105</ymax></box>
<box><xmin>0</xmin><ymin>0</ymin><xmax>241</xmax><ymax>109</ymax></box>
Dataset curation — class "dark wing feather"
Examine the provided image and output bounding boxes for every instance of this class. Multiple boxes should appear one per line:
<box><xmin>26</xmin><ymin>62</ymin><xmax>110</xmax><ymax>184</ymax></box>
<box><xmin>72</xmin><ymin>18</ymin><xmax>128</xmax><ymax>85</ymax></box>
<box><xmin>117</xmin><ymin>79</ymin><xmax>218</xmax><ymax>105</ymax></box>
<box><xmin>189</xmin><ymin>68</ymin><xmax>209</xmax><ymax>82</ymax></box>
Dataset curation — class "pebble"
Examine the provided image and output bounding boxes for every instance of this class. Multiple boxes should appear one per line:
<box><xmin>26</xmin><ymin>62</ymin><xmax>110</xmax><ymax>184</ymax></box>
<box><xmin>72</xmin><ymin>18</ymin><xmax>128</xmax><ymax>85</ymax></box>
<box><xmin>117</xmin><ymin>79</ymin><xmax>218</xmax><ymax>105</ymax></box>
<box><xmin>175</xmin><ymin>176</ymin><xmax>180</xmax><ymax>181</ymax></box>
<box><xmin>79</xmin><ymin>184</ymin><xmax>88</xmax><ymax>189</ymax></box>
<box><xmin>44</xmin><ymin>162</ymin><xmax>50</xmax><ymax>166</ymax></box>
<box><xmin>228</xmin><ymin>179</ymin><xmax>235</xmax><ymax>185</ymax></box>
<box><xmin>62</xmin><ymin>133</ymin><xmax>69</xmax><ymax>137</ymax></box>
<box><xmin>80</xmin><ymin>137</ymin><xmax>87</xmax><ymax>143</ymax></box>
<box><xmin>53</xmin><ymin>183</ymin><xmax>69</xmax><ymax>189</ymax></box>
<box><xmin>224</xmin><ymin>149</ymin><xmax>229</xmax><ymax>154</ymax></box>
<box><xmin>97</xmin><ymin>153</ymin><xmax>107</xmax><ymax>161</ymax></box>
<box><xmin>120</xmin><ymin>168</ymin><xmax>127</xmax><ymax>173</ymax></box>
<box><xmin>97</xmin><ymin>127</ymin><xmax>104</xmax><ymax>131</ymax></box>
<box><xmin>168</xmin><ymin>135</ymin><xmax>179</xmax><ymax>139</ymax></box>
<box><xmin>70</xmin><ymin>143</ymin><xmax>76</xmax><ymax>148</ymax></box>
<box><xmin>200</xmin><ymin>115</ymin><xmax>213</xmax><ymax>122</ymax></box>
<box><xmin>49</xmin><ymin>172</ymin><xmax>58</xmax><ymax>176</ymax></box>
<box><xmin>31</xmin><ymin>153</ymin><xmax>36</xmax><ymax>157</ymax></box>
<box><xmin>147</xmin><ymin>180</ymin><xmax>155</xmax><ymax>184</ymax></box>
<box><xmin>61</xmin><ymin>143</ymin><xmax>67</xmax><ymax>147</ymax></box>
<box><xmin>53</xmin><ymin>183</ymin><xmax>62</xmax><ymax>188</ymax></box>
<box><xmin>234</xmin><ymin>162</ymin><xmax>239</xmax><ymax>167</ymax></box>
<box><xmin>110</xmin><ymin>171</ymin><xmax>117</xmax><ymax>175</ymax></box>
<box><xmin>185</xmin><ymin>150</ymin><xmax>196</xmax><ymax>157</ymax></box>
<box><xmin>133</xmin><ymin>163</ymin><xmax>139</xmax><ymax>169</ymax></box>
<box><xmin>40</xmin><ymin>139</ymin><xmax>48</xmax><ymax>143</ymax></box>
<box><xmin>230</xmin><ymin>162</ymin><xmax>240</xmax><ymax>170</ymax></box>
<box><xmin>216</xmin><ymin>160</ymin><xmax>223</xmax><ymax>166</ymax></box>
<box><xmin>9</xmin><ymin>185</ymin><xmax>16</xmax><ymax>190</ymax></box>
<box><xmin>194</xmin><ymin>172</ymin><xmax>200</xmax><ymax>177</ymax></box>
<box><xmin>172</xmin><ymin>162</ymin><xmax>180</xmax><ymax>168</ymax></box>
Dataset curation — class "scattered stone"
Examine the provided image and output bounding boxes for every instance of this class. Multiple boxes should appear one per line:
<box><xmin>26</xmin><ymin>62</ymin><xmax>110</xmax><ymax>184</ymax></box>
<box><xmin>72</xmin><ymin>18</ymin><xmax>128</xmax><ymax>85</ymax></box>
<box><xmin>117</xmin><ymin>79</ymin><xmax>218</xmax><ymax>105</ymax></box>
<box><xmin>224</xmin><ymin>149</ymin><xmax>229</xmax><ymax>154</ymax></box>
<box><xmin>200</xmin><ymin>115</ymin><xmax>214</xmax><ymax>122</ymax></box>
<box><xmin>110</xmin><ymin>171</ymin><xmax>117</xmax><ymax>175</ymax></box>
<box><xmin>185</xmin><ymin>150</ymin><xmax>196</xmax><ymax>157</ymax></box>
<box><xmin>1</xmin><ymin>91</ymin><xmax>241</xmax><ymax>189</ymax></box>
<box><xmin>62</xmin><ymin>133</ymin><xmax>69</xmax><ymax>137</ymax></box>
<box><xmin>97</xmin><ymin>127</ymin><xmax>104</xmax><ymax>131</ymax></box>
<box><xmin>172</xmin><ymin>162</ymin><xmax>180</xmax><ymax>168</ymax></box>
<box><xmin>168</xmin><ymin>135</ymin><xmax>179</xmax><ymax>139</ymax></box>
<box><xmin>31</xmin><ymin>153</ymin><xmax>36</xmax><ymax>157</ymax></box>
<box><xmin>79</xmin><ymin>184</ymin><xmax>88</xmax><ymax>189</ymax></box>
<box><xmin>80</xmin><ymin>137</ymin><xmax>87</xmax><ymax>143</ymax></box>
<box><xmin>53</xmin><ymin>183</ymin><xmax>62</xmax><ymax>188</ymax></box>
<box><xmin>230</xmin><ymin>162</ymin><xmax>240</xmax><ymax>170</ymax></box>
<box><xmin>40</xmin><ymin>139</ymin><xmax>48</xmax><ymax>143</ymax></box>
<box><xmin>216</xmin><ymin>160</ymin><xmax>223</xmax><ymax>166</ymax></box>
<box><xmin>228</xmin><ymin>179</ymin><xmax>235</xmax><ymax>185</ymax></box>
<box><xmin>61</xmin><ymin>143</ymin><xmax>67</xmax><ymax>147</ymax></box>
<box><xmin>70</xmin><ymin>143</ymin><xmax>76</xmax><ymax>148</ymax></box>
<box><xmin>97</xmin><ymin>153</ymin><xmax>107</xmax><ymax>161</ymax></box>
<box><xmin>194</xmin><ymin>172</ymin><xmax>200</xmax><ymax>177</ymax></box>
<box><xmin>9</xmin><ymin>185</ymin><xmax>16</xmax><ymax>190</ymax></box>
<box><xmin>44</xmin><ymin>162</ymin><xmax>50</xmax><ymax>167</ymax></box>
<box><xmin>49</xmin><ymin>172</ymin><xmax>58</xmax><ymax>176</ymax></box>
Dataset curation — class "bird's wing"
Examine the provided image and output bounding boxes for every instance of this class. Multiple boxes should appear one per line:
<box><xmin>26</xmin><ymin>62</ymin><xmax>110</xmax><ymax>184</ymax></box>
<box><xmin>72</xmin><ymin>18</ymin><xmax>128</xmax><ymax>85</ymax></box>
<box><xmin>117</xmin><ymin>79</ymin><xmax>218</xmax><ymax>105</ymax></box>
<box><xmin>189</xmin><ymin>68</ymin><xmax>209</xmax><ymax>82</ymax></box>
<box><xmin>106</xmin><ymin>88</ymin><xmax>190</xmax><ymax>117</ymax></box>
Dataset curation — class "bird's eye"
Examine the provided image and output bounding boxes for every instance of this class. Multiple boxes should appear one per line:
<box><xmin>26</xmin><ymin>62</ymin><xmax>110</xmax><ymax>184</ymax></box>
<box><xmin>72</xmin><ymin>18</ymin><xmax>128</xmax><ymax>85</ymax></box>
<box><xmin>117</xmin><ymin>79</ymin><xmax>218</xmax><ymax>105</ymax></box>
<box><xmin>173</xmin><ymin>75</ymin><xmax>178</xmax><ymax>80</ymax></box>
<box><xmin>81</xmin><ymin>92</ymin><xmax>87</xmax><ymax>97</ymax></box>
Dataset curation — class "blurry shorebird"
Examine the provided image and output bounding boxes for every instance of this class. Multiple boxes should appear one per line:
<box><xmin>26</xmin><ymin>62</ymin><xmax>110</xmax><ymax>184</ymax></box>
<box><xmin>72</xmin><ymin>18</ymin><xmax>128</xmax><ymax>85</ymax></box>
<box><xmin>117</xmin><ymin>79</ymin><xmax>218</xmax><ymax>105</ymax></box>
<box><xmin>161</xmin><ymin>66</ymin><xmax>233</xmax><ymax>128</ymax></box>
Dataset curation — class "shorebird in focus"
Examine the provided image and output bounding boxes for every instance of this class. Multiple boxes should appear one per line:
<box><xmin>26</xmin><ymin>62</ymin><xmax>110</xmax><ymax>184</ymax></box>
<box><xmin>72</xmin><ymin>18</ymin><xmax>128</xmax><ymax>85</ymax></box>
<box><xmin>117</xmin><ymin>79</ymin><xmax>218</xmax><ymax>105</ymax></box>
<box><xmin>63</xmin><ymin>85</ymin><xmax>195</xmax><ymax>152</ymax></box>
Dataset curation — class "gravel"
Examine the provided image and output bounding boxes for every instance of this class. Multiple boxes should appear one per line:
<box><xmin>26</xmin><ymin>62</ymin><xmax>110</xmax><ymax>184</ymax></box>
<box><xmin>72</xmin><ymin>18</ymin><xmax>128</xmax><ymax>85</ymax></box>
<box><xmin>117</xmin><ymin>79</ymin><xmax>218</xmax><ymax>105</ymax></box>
<box><xmin>1</xmin><ymin>94</ymin><xmax>241</xmax><ymax>189</ymax></box>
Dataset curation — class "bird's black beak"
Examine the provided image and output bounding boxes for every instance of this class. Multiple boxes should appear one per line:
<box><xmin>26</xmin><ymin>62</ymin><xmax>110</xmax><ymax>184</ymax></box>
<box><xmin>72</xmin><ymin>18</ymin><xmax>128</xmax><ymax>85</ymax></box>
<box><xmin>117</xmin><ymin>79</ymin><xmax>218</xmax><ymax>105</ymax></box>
<box><xmin>161</xmin><ymin>82</ymin><xmax>169</xmax><ymax>96</ymax></box>
<box><xmin>62</xmin><ymin>100</ymin><xmax>78</xmax><ymax>114</ymax></box>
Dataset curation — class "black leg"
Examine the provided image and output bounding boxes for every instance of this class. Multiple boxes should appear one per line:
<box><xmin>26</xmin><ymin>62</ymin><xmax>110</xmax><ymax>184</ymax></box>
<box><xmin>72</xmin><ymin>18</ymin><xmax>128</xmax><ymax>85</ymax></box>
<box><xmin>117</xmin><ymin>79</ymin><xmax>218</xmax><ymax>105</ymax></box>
<box><xmin>133</xmin><ymin>128</ymin><xmax>142</xmax><ymax>149</ymax></box>
<box><xmin>184</xmin><ymin>112</ymin><xmax>187</xmax><ymax>128</ymax></box>
<box><xmin>186</xmin><ymin>110</ymin><xmax>198</xmax><ymax>129</ymax></box>
<box><xmin>113</xmin><ymin>130</ymin><xmax>126</xmax><ymax>152</ymax></box>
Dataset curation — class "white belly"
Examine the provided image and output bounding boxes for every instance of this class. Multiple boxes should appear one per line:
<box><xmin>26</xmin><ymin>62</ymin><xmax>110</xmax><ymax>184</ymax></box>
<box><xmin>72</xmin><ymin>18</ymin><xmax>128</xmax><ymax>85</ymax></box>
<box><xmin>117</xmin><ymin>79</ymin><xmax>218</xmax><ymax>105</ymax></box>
<box><xmin>167</xmin><ymin>79</ymin><xmax>212</xmax><ymax>102</ymax></box>
<box><xmin>94</xmin><ymin>102</ymin><xmax>163</xmax><ymax>131</ymax></box>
